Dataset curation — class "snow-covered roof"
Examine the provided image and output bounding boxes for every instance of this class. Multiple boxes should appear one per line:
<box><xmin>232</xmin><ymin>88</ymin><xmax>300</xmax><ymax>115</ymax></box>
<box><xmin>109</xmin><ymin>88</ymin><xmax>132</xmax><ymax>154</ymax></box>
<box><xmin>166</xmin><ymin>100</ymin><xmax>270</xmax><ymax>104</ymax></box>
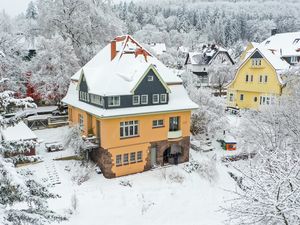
<box><xmin>16</xmin><ymin>34</ymin><xmax>37</xmax><ymax>51</ymax></box>
<box><xmin>242</xmin><ymin>47</ymin><xmax>290</xmax><ymax>72</ymax></box>
<box><xmin>178</xmin><ymin>46</ymin><xmax>189</xmax><ymax>53</ymax></box>
<box><xmin>186</xmin><ymin>44</ymin><xmax>233</xmax><ymax>66</ymax></box>
<box><xmin>63</xmin><ymin>82</ymin><xmax>198</xmax><ymax>118</ymax></box>
<box><xmin>1</xmin><ymin>121</ymin><xmax>37</xmax><ymax>141</ymax></box>
<box><xmin>224</xmin><ymin>135</ymin><xmax>236</xmax><ymax>144</ymax></box>
<box><xmin>71</xmin><ymin>36</ymin><xmax>182</xmax><ymax>96</ymax></box>
<box><xmin>148</xmin><ymin>43</ymin><xmax>166</xmax><ymax>55</ymax></box>
<box><xmin>261</xmin><ymin>31</ymin><xmax>300</xmax><ymax>57</ymax></box>
<box><xmin>64</xmin><ymin>35</ymin><xmax>198</xmax><ymax>117</ymax></box>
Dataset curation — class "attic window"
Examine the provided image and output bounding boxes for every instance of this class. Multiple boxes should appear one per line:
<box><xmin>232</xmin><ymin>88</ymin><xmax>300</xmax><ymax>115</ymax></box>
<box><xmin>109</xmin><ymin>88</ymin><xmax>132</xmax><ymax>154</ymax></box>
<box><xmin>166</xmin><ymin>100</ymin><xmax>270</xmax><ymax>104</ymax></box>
<box><xmin>148</xmin><ymin>76</ymin><xmax>154</xmax><ymax>81</ymax></box>
<box><xmin>293</xmin><ymin>39</ymin><xmax>300</xmax><ymax>44</ymax></box>
<box><xmin>265</xmin><ymin>40</ymin><xmax>270</xmax><ymax>45</ymax></box>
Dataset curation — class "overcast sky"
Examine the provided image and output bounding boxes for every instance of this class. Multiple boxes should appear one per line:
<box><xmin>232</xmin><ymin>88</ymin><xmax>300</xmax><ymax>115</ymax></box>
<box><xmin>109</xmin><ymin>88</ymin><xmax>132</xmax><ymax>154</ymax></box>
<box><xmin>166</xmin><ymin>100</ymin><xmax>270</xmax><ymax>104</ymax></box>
<box><xmin>0</xmin><ymin>0</ymin><xmax>32</xmax><ymax>16</ymax></box>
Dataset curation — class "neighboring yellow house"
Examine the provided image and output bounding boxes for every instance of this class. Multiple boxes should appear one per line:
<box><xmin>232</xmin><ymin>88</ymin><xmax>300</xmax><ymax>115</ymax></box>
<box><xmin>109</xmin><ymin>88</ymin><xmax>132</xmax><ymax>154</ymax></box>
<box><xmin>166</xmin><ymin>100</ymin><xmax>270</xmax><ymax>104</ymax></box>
<box><xmin>227</xmin><ymin>47</ymin><xmax>290</xmax><ymax>110</ymax></box>
<box><xmin>63</xmin><ymin>35</ymin><xmax>198</xmax><ymax>178</ymax></box>
<box><xmin>239</xmin><ymin>42</ymin><xmax>259</xmax><ymax>62</ymax></box>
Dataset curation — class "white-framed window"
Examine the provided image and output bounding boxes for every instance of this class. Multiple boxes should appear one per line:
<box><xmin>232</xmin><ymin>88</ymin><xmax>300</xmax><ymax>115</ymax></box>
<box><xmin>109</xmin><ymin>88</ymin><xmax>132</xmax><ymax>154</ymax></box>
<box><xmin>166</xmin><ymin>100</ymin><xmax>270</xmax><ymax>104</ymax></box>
<box><xmin>123</xmin><ymin>153</ymin><xmax>129</xmax><ymax>164</ymax></box>
<box><xmin>79</xmin><ymin>114</ymin><xmax>84</xmax><ymax>130</ymax></box>
<box><xmin>79</xmin><ymin>91</ymin><xmax>89</xmax><ymax>101</ymax></box>
<box><xmin>264</xmin><ymin>75</ymin><xmax>268</xmax><ymax>83</ymax></box>
<box><xmin>260</xmin><ymin>96</ymin><xmax>273</xmax><ymax>105</ymax></box>
<box><xmin>240</xmin><ymin>94</ymin><xmax>244</xmax><ymax>101</ymax></box>
<box><xmin>229</xmin><ymin>93</ymin><xmax>234</xmax><ymax>102</ymax></box>
<box><xmin>252</xmin><ymin>58</ymin><xmax>262</xmax><ymax>67</ymax></box>
<box><xmin>137</xmin><ymin>151</ymin><xmax>142</xmax><ymax>162</ymax></box>
<box><xmin>90</xmin><ymin>94</ymin><xmax>103</xmax><ymax>106</ymax></box>
<box><xmin>116</xmin><ymin>154</ymin><xmax>122</xmax><ymax>166</ymax></box>
<box><xmin>132</xmin><ymin>95</ymin><xmax>140</xmax><ymax>105</ymax></box>
<box><xmin>152</xmin><ymin>119</ymin><xmax>164</xmax><ymax>128</ymax></box>
<box><xmin>141</xmin><ymin>95</ymin><xmax>148</xmax><ymax>104</ymax></box>
<box><xmin>148</xmin><ymin>75</ymin><xmax>154</xmax><ymax>81</ymax></box>
<box><xmin>108</xmin><ymin>96</ymin><xmax>120</xmax><ymax>107</ymax></box>
<box><xmin>120</xmin><ymin>120</ymin><xmax>139</xmax><ymax>138</ymax></box>
<box><xmin>152</xmin><ymin>94</ymin><xmax>159</xmax><ymax>104</ymax></box>
<box><xmin>291</xmin><ymin>56</ymin><xmax>298</xmax><ymax>64</ymax></box>
<box><xmin>130</xmin><ymin>152</ymin><xmax>136</xmax><ymax>163</ymax></box>
<box><xmin>160</xmin><ymin>94</ymin><xmax>167</xmax><ymax>103</ymax></box>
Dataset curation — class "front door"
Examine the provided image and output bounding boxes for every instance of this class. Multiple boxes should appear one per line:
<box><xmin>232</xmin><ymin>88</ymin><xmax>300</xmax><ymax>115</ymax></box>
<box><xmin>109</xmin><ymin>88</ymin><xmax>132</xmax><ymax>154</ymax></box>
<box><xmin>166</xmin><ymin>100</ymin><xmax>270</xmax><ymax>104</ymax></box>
<box><xmin>150</xmin><ymin>147</ymin><xmax>157</xmax><ymax>167</ymax></box>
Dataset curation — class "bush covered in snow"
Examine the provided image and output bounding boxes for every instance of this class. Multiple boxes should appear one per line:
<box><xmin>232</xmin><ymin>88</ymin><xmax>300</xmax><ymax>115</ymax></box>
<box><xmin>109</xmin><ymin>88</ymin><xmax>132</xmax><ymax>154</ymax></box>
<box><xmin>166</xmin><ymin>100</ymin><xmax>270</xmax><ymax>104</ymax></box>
<box><xmin>184</xmin><ymin>157</ymin><xmax>218</xmax><ymax>183</ymax></box>
<box><xmin>64</xmin><ymin>125</ymin><xmax>87</xmax><ymax>158</ymax></box>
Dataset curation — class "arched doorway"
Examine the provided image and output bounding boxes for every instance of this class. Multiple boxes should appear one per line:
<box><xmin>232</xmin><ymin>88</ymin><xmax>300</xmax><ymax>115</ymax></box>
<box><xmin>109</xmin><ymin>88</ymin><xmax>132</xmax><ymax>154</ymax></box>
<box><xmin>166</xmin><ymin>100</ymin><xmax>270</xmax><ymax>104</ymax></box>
<box><xmin>162</xmin><ymin>144</ymin><xmax>182</xmax><ymax>165</ymax></box>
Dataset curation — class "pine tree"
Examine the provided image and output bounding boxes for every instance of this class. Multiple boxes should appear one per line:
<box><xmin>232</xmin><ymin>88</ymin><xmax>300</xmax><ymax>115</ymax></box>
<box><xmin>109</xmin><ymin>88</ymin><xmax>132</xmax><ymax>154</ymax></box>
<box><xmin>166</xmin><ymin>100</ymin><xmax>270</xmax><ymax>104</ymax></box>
<box><xmin>0</xmin><ymin>79</ymin><xmax>66</xmax><ymax>225</ymax></box>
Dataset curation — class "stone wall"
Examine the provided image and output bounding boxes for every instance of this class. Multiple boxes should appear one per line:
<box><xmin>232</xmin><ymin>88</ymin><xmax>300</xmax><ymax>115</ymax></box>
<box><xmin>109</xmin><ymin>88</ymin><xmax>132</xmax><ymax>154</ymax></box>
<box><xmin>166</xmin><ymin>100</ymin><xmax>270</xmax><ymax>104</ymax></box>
<box><xmin>90</xmin><ymin>148</ymin><xmax>115</xmax><ymax>178</ymax></box>
<box><xmin>148</xmin><ymin>136</ymin><xmax>190</xmax><ymax>167</ymax></box>
<box><xmin>91</xmin><ymin>136</ymin><xmax>190</xmax><ymax>178</ymax></box>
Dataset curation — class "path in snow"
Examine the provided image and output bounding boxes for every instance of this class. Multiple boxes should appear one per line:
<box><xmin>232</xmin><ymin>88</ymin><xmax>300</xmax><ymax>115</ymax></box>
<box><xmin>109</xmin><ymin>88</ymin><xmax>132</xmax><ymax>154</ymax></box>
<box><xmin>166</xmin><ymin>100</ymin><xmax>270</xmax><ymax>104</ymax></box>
<box><xmin>45</xmin><ymin>159</ymin><xmax>61</xmax><ymax>186</ymax></box>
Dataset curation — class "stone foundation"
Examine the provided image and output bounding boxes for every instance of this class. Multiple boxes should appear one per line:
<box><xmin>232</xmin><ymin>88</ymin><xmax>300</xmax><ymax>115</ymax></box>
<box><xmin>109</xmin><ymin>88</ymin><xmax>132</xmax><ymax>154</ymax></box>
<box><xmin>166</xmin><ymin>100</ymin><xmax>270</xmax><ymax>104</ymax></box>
<box><xmin>147</xmin><ymin>136</ymin><xmax>190</xmax><ymax>168</ymax></box>
<box><xmin>90</xmin><ymin>136</ymin><xmax>190</xmax><ymax>178</ymax></box>
<box><xmin>90</xmin><ymin>148</ymin><xmax>115</xmax><ymax>178</ymax></box>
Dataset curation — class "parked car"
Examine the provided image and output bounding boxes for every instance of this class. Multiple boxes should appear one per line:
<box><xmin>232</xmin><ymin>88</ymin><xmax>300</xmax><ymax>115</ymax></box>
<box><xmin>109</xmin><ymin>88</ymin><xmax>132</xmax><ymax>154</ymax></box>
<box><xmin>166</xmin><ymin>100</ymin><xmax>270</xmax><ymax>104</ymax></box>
<box><xmin>51</xmin><ymin>102</ymin><xmax>68</xmax><ymax>116</ymax></box>
<box><xmin>51</xmin><ymin>109</ymin><xmax>68</xmax><ymax>116</ymax></box>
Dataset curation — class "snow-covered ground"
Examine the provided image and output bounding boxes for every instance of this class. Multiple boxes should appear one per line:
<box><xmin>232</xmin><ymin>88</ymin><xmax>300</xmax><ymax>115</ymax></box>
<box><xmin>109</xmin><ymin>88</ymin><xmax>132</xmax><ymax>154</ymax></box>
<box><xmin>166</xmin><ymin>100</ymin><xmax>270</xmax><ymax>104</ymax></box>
<box><xmin>18</xmin><ymin>126</ymin><xmax>237</xmax><ymax>225</ymax></box>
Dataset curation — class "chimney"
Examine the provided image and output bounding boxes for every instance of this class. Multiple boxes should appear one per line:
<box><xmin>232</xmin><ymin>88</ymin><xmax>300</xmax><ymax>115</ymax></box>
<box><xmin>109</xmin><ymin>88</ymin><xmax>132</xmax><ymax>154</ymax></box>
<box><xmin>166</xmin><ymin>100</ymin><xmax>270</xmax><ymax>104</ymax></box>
<box><xmin>111</xmin><ymin>40</ymin><xmax>117</xmax><ymax>61</ymax></box>
<box><xmin>271</xmin><ymin>28</ymin><xmax>278</xmax><ymax>36</ymax></box>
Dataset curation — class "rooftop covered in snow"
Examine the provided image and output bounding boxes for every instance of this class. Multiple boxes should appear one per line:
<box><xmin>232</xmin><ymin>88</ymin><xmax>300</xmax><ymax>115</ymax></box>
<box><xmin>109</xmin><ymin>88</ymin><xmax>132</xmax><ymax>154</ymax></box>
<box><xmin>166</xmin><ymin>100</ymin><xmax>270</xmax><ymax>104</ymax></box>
<box><xmin>261</xmin><ymin>31</ymin><xmax>300</xmax><ymax>57</ymax></box>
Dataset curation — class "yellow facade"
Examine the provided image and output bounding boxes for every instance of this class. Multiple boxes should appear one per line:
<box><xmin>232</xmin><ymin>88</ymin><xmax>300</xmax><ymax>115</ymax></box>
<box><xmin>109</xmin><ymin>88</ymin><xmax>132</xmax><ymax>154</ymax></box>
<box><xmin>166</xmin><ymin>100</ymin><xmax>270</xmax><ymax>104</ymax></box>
<box><xmin>68</xmin><ymin>106</ymin><xmax>191</xmax><ymax>177</ymax></box>
<box><xmin>227</xmin><ymin>52</ymin><xmax>282</xmax><ymax>110</ymax></box>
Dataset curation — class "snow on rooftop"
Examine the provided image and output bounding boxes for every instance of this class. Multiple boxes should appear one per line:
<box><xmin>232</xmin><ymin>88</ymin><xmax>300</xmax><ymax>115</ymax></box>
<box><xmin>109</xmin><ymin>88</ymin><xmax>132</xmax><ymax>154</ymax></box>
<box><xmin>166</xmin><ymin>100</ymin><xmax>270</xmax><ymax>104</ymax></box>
<box><xmin>261</xmin><ymin>31</ymin><xmax>300</xmax><ymax>57</ymax></box>
<box><xmin>71</xmin><ymin>36</ymin><xmax>182</xmax><ymax>96</ymax></box>
<box><xmin>63</xmin><ymin>82</ymin><xmax>198</xmax><ymax>118</ymax></box>
<box><xmin>1</xmin><ymin>121</ymin><xmax>37</xmax><ymax>141</ymax></box>
<box><xmin>148</xmin><ymin>43</ymin><xmax>166</xmax><ymax>55</ymax></box>
<box><xmin>242</xmin><ymin>46</ymin><xmax>290</xmax><ymax>72</ymax></box>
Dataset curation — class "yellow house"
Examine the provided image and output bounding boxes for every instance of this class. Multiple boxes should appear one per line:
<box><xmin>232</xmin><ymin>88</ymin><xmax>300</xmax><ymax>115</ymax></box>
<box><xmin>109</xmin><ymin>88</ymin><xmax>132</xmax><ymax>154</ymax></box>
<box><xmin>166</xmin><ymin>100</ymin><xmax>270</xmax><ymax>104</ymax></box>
<box><xmin>239</xmin><ymin>42</ymin><xmax>259</xmax><ymax>62</ymax></box>
<box><xmin>63</xmin><ymin>35</ymin><xmax>198</xmax><ymax>178</ymax></box>
<box><xmin>227</xmin><ymin>47</ymin><xmax>290</xmax><ymax>110</ymax></box>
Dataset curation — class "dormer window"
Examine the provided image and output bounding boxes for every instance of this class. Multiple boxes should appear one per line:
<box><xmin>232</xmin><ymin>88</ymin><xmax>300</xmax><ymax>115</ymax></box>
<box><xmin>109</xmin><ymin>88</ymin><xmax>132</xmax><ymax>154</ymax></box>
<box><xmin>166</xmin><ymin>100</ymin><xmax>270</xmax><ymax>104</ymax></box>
<box><xmin>108</xmin><ymin>96</ymin><xmax>120</xmax><ymax>107</ymax></box>
<box><xmin>141</xmin><ymin>95</ymin><xmax>148</xmax><ymax>104</ymax></box>
<box><xmin>160</xmin><ymin>94</ymin><xmax>167</xmax><ymax>103</ymax></box>
<box><xmin>265</xmin><ymin>40</ymin><xmax>270</xmax><ymax>45</ymax></box>
<box><xmin>148</xmin><ymin>75</ymin><xmax>154</xmax><ymax>81</ymax></box>
<box><xmin>291</xmin><ymin>56</ymin><xmax>298</xmax><ymax>64</ymax></box>
<box><xmin>133</xmin><ymin>95</ymin><xmax>140</xmax><ymax>105</ymax></box>
<box><xmin>152</xmin><ymin>94</ymin><xmax>159</xmax><ymax>104</ymax></box>
<box><xmin>252</xmin><ymin>58</ymin><xmax>262</xmax><ymax>67</ymax></box>
<box><xmin>293</xmin><ymin>38</ymin><xmax>300</xmax><ymax>44</ymax></box>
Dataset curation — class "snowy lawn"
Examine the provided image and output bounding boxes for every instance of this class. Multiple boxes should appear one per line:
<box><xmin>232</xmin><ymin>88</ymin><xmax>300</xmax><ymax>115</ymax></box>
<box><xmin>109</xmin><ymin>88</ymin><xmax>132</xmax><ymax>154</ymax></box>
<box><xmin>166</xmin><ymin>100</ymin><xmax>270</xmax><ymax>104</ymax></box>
<box><xmin>17</xmin><ymin>126</ymin><xmax>237</xmax><ymax>225</ymax></box>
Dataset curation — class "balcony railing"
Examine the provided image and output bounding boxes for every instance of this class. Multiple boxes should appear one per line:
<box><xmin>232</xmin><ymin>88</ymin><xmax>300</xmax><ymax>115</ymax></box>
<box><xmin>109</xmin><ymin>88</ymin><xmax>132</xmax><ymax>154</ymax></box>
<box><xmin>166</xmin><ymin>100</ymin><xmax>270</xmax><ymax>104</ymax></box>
<box><xmin>168</xmin><ymin>130</ymin><xmax>182</xmax><ymax>139</ymax></box>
